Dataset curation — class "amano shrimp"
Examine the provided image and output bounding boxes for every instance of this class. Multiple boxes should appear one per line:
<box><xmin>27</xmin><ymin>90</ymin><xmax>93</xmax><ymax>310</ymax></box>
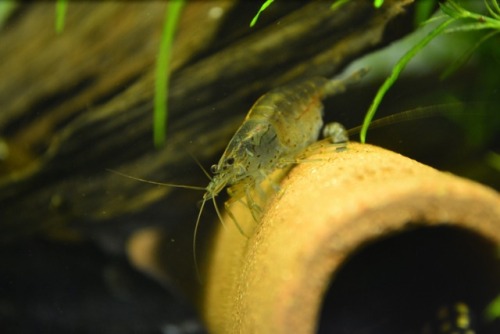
<box><xmin>113</xmin><ymin>87</ymin><xmax>471</xmax><ymax>280</ymax></box>
<box><xmin>200</xmin><ymin>68</ymin><xmax>367</xmax><ymax>228</ymax></box>
<box><xmin>112</xmin><ymin>69</ymin><xmax>366</xmax><ymax>278</ymax></box>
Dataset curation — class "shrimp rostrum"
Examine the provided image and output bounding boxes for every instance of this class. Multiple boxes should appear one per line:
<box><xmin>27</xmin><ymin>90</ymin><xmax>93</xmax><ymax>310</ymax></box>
<box><xmin>204</xmin><ymin>68</ymin><xmax>367</xmax><ymax>232</ymax></box>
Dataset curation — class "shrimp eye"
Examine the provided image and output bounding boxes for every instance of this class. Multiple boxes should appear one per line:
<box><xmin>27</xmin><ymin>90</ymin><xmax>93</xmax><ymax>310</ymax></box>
<box><xmin>225</xmin><ymin>157</ymin><xmax>235</xmax><ymax>166</ymax></box>
<box><xmin>210</xmin><ymin>165</ymin><xmax>218</xmax><ymax>174</ymax></box>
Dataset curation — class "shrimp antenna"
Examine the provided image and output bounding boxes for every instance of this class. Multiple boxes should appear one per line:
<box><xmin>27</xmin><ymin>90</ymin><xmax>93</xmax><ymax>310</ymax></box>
<box><xmin>193</xmin><ymin>197</ymin><xmax>207</xmax><ymax>283</ymax></box>
<box><xmin>107</xmin><ymin>169</ymin><xmax>206</xmax><ymax>191</ymax></box>
<box><xmin>192</xmin><ymin>194</ymin><xmax>231</xmax><ymax>283</ymax></box>
<box><xmin>346</xmin><ymin>102</ymin><xmax>468</xmax><ymax>136</ymax></box>
<box><xmin>187</xmin><ymin>150</ymin><xmax>212</xmax><ymax>180</ymax></box>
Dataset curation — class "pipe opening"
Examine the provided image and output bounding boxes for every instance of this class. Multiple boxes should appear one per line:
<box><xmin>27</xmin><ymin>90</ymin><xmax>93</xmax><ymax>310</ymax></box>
<box><xmin>318</xmin><ymin>225</ymin><xmax>500</xmax><ymax>333</ymax></box>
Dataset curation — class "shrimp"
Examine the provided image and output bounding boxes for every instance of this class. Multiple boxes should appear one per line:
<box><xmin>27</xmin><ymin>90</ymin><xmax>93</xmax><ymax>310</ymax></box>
<box><xmin>112</xmin><ymin>69</ymin><xmax>366</xmax><ymax>279</ymax></box>
<box><xmin>205</xmin><ymin>69</ymin><xmax>367</xmax><ymax>224</ymax></box>
<box><xmin>114</xmin><ymin>94</ymin><xmax>470</xmax><ymax>281</ymax></box>
<box><xmin>118</xmin><ymin>96</ymin><xmax>472</xmax><ymax>282</ymax></box>
<box><xmin>182</xmin><ymin>70</ymin><xmax>365</xmax><ymax>279</ymax></box>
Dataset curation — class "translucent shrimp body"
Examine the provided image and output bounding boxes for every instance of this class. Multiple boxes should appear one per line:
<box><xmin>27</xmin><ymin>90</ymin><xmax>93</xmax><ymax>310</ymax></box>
<box><xmin>206</xmin><ymin>71</ymin><xmax>364</xmax><ymax>210</ymax></box>
<box><xmin>188</xmin><ymin>71</ymin><xmax>365</xmax><ymax>279</ymax></box>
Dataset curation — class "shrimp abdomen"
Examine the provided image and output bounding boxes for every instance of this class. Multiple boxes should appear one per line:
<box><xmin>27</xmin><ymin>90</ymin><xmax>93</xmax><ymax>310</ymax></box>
<box><xmin>248</xmin><ymin>77</ymin><xmax>329</xmax><ymax>153</ymax></box>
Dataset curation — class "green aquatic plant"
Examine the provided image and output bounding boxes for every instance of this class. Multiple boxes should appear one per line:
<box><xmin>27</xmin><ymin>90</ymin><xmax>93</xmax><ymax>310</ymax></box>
<box><xmin>49</xmin><ymin>1</ymin><xmax>498</xmax><ymax>149</ymax></box>
<box><xmin>0</xmin><ymin>0</ymin><xmax>17</xmax><ymax>29</ymax></box>
<box><xmin>330</xmin><ymin>0</ymin><xmax>350</xmax><ymax>11</ymax></box>
<box><xmin>413</xmin><ymin>0</ymin><xmax>437</xmax><ymax>26</ymax></box>
<box><xmin>55</xmin><ymin>0</ymin><xmax>68</xmax><ymax>34</ymax></box>
<box><xmin>251</xmin><ymin>0</ymin><xmax>386</xmax><ymax>27</ymax></box>
<box><xmin>154</xmin><ymin>0</ymin><xmax>185</xmax><ymax>147</ymax></box>
<box><xmin>250</xmin><ymin>0</ymin><xmax>274</xmax><ymax>27</ymax></box>
<box><xmin>360</xmin><ymin>0</ymin><xmax>500</xmax><ymax>142</ymax></box>
<box><xmin>52</xmin><ymin>1</ymin><xmax>184</xmax><ymax>147</ymax></box>
<box><xmin>359</xmin><ymin>18</ymin><xmax>454</xmax><ymax>143</ymax></box>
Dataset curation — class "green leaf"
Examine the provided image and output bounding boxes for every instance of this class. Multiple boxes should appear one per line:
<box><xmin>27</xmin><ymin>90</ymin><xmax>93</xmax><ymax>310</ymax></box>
<box><xmin>373</xmin><ymin>0</ymin><xmax>384</xmax><ymax>8</ymax></box>
<box><xmin>55</xmin><ymin>0</ymin><xmax>68</xmax><ymax>34</ymax></box>
<box><xmin>414</xmin><ymin>0</ymin><xmax>438</xmax><ymax>26</ymax></box>
<box><xmin>485</xmin><ymin>0</ymin><xmax>500</xmax><ymax>20</ymax></box>
<box><xmin>331</xmin><ymin>0</ymin><xmax>384</xmax><ymax>10</ymax></box>
<box><xmin>360</xmin><ymin>18</ymin><xmax>456</xmax><ymax>143</ymax></box>
<box><xmin>331</xmin><ymin>0</ymin><xmax>350</xmax><ymax>11</ymax></box>
<box><xmin>439</xmin><ymin>0</ymin><xmax>468</xmax><ymax>19</ymax></box>
<box><xmin>445</xmin><ymin>21</ymin><xmax>500</xmax><ymax>33</ymax></box>
<box><xmin>488</xmin><ymin>0</ymin><xmax>500</xmax><ymax>17</ymax></box>
<box><xmin>0</xmin><ymin>0</ymin><xmax>17</xmax><ymax>29</ymax></box>
<box><xmin>441</xmin><ymin>0</ymin><xmax>500</xmax><ymax>29</ymax></box>
<box><xmin>250</xmin><ymin>0</ymin><xmax>274</xmax><ymax>27</ymax></box>
<box><xmin>154</xmin><ymin>0</ymin><xmax>185</xmax><ymax>147</ymax></box>
<box><xmin>441</xmin><ymin>30</ymin><xmax>500</xmax><ymax>79</ymax></box>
